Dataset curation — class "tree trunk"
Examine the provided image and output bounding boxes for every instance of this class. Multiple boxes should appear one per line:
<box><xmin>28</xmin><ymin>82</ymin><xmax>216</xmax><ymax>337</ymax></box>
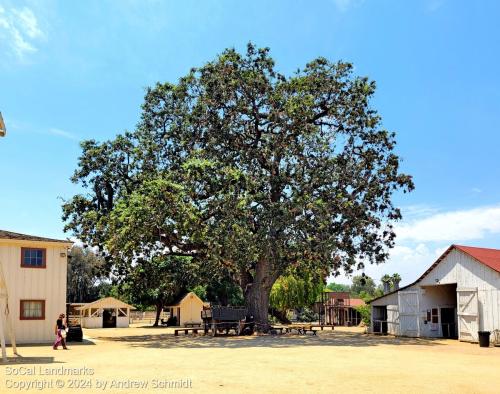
<box><xmin>245</xmin><ymin>283</ymin><xmax>272</xmax><ymax>331</ymax></box>
<box><xmin>244</xmin><ymin>261</ymin><xmax>278</xmax><ymax>332</ymax></box>
<box><xmin>269</xmin><ymin>308</ymin><xmax>291</xmax><ymax>324</ymax></box>
<box><xmin>153</xmin><ymin>300</ymin><xmax>163</xmax><ymax>327</ymax></box>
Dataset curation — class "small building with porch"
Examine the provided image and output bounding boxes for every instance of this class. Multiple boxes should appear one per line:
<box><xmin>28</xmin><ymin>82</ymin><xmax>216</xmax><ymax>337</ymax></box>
<box><xmin>370</xmin><ymin>245</ymin><xmax>500</xmax><ymax>342</ymax></box>
<box><xmin>74</xmin><ymin>297</ymin><xmax>135</xmax><ymax>328</ymax></box>
<box><xmin>314</xmin><ymin>291</ymin><xmax>365</xmax><ymax>326</ymax></box>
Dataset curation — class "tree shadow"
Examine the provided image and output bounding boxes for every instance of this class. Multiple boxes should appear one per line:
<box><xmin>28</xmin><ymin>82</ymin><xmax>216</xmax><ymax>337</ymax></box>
<box><xmin>0</xmin><ymin>356</ymin><xmax>63</xmax><ymax>366</ymax></box>
<box><xmin>93</xmin><ymin>330</ymin><xmax>446</xmax><ymax>350</ymax></box>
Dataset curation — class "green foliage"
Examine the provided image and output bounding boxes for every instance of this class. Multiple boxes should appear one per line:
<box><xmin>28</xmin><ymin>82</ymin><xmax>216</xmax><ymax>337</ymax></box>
<box><xmin>270</xmin><ymin>273</ymin><xmax>323</xmax><ymax>312</ymax></box>
<box><xmin>66</xmin><ymin>246</ymin><xmax>105</xmax><ymax>303</ymax></box>
<box><xmin>295</xmin><ymin>307</ymin><xmax>319</xmax><ymax>323</ymax></box>
<box><xmin>204</xmin><ymin>278</ymin><xmax>244</xmax><ymax>306</ymax></box>
<box><xmin>123</xmin><ymin>256</ymin><xmax>200</xmax><ymax>309</ymax></box>
<box><xmin>350</xmin><ymin>275</ymin><xmax>377</xmax><ymax>297</ymax></box>
<box><xmin>381</xmin><ymin>274</ymin><xmax>392</xmax><ymax>283</ymax></box>
<box><xmin>355</xmin><ymin>304</ymin><xmax>371</xmax><ymax>325</ymax></box>
<box><xmin>381</xmin><ymin>273</ymin><xmax>402</xmax><ymax>292</ymax></box>
<box><xmin>62</xmin><ymin>43</ymin><xmax>413</xmax><ymax>325</ymax></box>
<box><xmin>190</xmin><ymin>285</ymin><xmax>207</xmax><ymax>301</ymax></box>
<box><xmin>326</xmin><ymin>282</ymin><xmax>350</xmax><ymax>292</ymax></box>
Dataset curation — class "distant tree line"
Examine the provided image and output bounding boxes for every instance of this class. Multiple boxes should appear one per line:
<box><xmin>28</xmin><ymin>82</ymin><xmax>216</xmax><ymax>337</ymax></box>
<box><xmin>326</xmin><ymin>272</ymin><xmax>402</xmax><ymax>301</ymax></box>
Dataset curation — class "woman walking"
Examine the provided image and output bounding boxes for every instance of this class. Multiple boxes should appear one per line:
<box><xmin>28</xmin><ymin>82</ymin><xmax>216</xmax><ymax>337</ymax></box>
<box><xmin>53</xmin><ymin>313</ymin><xmax>68</xmax><ymax>350</ymax></box>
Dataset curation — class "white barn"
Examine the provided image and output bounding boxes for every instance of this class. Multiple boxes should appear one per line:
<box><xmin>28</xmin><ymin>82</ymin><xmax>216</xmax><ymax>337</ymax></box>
<box><xmin>0</xmin><ymin>230</ymin><xmax>72</xmax><ymax>343</ymax></box>
<box><xmin>75</xmin><ymin>297</ymin><xmax>135</xmax><ymax>328</ymax></box>
<box><xmin>370</xmin><ymin>245</ymin><xmax>500</xmax><ymax>342</ymax></box>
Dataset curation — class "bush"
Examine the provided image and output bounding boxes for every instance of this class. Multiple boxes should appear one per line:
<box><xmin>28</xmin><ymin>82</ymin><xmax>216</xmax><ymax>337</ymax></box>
<box><xmin>296</xmin><ymin>307</ymin><xmax>318</xmax><ymax>322</ymax></box>
<box><xmin>354</xmin><ymin>305</ymin><xmax>371</xmax><ymax>325</ymax></box>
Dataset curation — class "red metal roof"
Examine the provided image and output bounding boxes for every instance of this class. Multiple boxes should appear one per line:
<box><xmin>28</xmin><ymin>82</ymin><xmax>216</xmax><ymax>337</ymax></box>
<box><xmin>348</xmin><ymin>298</ymin><xmax>365</xmax><ymax>307</ymax></box>
<box><xmin>454</xmin><ymin>245</ymin><xmax>500</xmax><ymax>273</ymax></box>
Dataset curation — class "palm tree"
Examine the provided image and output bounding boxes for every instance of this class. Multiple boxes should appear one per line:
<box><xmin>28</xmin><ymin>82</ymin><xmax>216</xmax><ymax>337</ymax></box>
<box><xmin>381</xmin><ymin>274</ymin><xmax>392</xmax><ymax>294</ymax></box>
<box><xmin>391</xmin><ymin>273</ymin><xmax>402</xmax><ymax>290</ymax></box>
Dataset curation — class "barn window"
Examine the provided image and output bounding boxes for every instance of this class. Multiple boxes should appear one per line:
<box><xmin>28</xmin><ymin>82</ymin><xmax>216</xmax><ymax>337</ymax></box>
<box><xmin>21</xmin><ymin>248</ymin><xmax>46</xmax><ymax>268</ymax></box>
<box><xmin>20</xmin><ymin>300</ymin><xmax>45</xmax><ymax>320</ymax></box>
<box><xmin>431</xmin><ymin>308</ymin><xmax>439</xmax><ymax>323</ymax></box>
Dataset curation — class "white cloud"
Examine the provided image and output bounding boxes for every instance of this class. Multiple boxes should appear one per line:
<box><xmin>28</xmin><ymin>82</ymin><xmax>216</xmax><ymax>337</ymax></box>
<box><xmin>332</xmin><ymin>203</ymin><xmax>500</xmax><ymax>286</ymax></box>
<box><xmin>48</xmin><ymin>128</ymin><xmax>79</xmax><ymax>141</ymax></box>
<box><xmin>395</xmin><ymin>204</ymin><xmax>500</xmax><ymax>242</ymax></box>
<box><xmin>0</xmin><ymin>5</ymin><xmax>44</xmax><ymax>60</ymax></box>
<box><xmin>400</xmin><ymin>204</ymin><xmax>440</xmax><ymax>220</ymax></box>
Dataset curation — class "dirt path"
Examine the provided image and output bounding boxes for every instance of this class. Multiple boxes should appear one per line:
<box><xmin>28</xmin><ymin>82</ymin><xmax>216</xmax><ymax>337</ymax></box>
<box><xmin>1</xmin><ymin>326</ymin><xmax>498</xmax><ymax>393</ymax></box>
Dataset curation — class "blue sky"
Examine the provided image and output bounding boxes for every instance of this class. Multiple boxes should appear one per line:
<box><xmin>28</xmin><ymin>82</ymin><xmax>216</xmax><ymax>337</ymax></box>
<box><xmin>1</xmin><ymin>0</ymin><xmax>500</xmax><ymax>285</ymax></box>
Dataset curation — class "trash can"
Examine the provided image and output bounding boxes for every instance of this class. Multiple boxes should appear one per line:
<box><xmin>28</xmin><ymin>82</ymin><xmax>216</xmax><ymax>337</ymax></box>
<box><xmin>478</xmin><ymin>331</ymin><xmax>490</xmax><ymax>347</ymax></box>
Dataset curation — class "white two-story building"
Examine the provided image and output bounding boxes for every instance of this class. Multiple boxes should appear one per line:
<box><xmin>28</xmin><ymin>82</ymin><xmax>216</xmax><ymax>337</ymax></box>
<box><xmin>0</xmin><ymin>230</ymin><xmax>72</xmax><ymax>343</ymax></box>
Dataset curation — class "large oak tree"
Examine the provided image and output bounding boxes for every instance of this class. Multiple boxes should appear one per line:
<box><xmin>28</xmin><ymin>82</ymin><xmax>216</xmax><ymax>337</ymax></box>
<box><xmin>63</xmin><ymin>44</ymin><xmax>413</xmax><ymax>329</ymax></box>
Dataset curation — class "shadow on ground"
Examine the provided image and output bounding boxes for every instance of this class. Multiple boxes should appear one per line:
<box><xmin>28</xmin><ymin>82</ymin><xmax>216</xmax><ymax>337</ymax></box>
<box><xmin>0</xmin><ymin>356</ymin><xmax>63</xmax><ymax>366</ymax></box>
<box><xmin>92</xmin><ymin>330</ymin><xmax>445</xmax><ymax>350</ymax></box>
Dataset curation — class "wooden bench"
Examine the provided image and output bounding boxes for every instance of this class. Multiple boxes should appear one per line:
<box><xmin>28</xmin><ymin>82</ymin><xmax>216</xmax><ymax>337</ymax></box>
<box><xmin>284</xmin><ymin>325</ymin><xmax>318</xmax><ymax>336</ymax></box>
<box><xmin>270</xmin><ymin>326</ymin><xmax>286</xmax><ymax>334</ymax></box>
<box><xmin>174</xmin><ymin>328</ymin><xmax>199</xmax><ymax>336</ymax></box>
<box><xmin>311</xmin><ymin>324</ymin><xmax>335</xmax><ymax>331</ymax></box>
<box><xmin>184</xmin><ymin>322</ymin><xmax>202</xmax><ymax>328</ymax></box>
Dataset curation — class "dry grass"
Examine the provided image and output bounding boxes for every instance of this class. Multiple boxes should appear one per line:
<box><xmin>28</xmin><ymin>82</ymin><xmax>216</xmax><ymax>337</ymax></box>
<box><xmin>1</xmin><ymin>324</ymin><xmax>499</xmax><ymax>393</ymax></box>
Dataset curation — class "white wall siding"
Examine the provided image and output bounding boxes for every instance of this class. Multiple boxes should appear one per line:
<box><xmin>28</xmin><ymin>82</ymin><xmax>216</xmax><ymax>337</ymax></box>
<box><xmin>117</xmin><ymin>316</ymin><xmax>129</xmax><ymax>328</ymax></box>
<box><xmin>370</xmin><ymin>292</ymin><xmax>398</xmax><ymax>307</ymax></box>
<box><xmin>371</xmin><ymin>248</ymin><xmax>500</xmax><ymax>338</ymax></box>
<box><xmin>420</xmin><ymin>249</ymin><xmax>500</xmax><ymax>289</ymax></box>
<box><xmin>0</xmin><ymin>241</ymin><xmax>69</xmax><ymax>343</ymax></box>
<box><xmin>420</xmin><ymin>249</ymin><xmax>500</xmax><ymax>332</ymax></box>
<box><xmin>179</xmin><ymin>294</ymin><xmax>204</xmax><ymax>325</ymax></box>
<box><xmin>479</xmin><ymin>289</ymin><xmax>500</xmax><ymax>331</ymax></box>
<box><xmin>82</xmin><ymin>317</ymin><xmax>102</xmax><ymax>329</ymax></box>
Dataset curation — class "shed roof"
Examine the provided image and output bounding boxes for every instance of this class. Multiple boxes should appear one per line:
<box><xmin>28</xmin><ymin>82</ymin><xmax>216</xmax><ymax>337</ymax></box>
<box><xmin>76</xmin><ymin>297</ymin><xmax>136</xmax><ymax>311</ymax></box>
<box><xmin>164</xmin><ymin>292</ymin><xmax>204</xmax><ymax>307</ymax></box>
<box><xmin>369</xmin><ymin>244</ymin><xmax>500</xmax><ymax>303</ymax></box>
<box><xmin>0</xmin><ymin>229</ymin><xmax>71</xmax><ymax>245</ymax></box>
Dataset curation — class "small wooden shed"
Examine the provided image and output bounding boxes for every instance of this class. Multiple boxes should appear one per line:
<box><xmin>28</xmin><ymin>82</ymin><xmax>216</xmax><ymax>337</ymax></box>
<box><xmin>75</xmin><ymin>297</ymin><xmax>135</xmax><ymax>328</ymax></box>
<box><xmin>163</xmin><ymin>292</ymin><xmax>206</xmax><ymax>326</ymax></box>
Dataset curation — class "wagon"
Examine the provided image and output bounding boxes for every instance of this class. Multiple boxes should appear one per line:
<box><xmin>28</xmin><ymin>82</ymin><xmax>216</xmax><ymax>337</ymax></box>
<box><xmin>201</xmin><ymin>306</ymin><xmax>253</xmax><ymax>336</ymax></box>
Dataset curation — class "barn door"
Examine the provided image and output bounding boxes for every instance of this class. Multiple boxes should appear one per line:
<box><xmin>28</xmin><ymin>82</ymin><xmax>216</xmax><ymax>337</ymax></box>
<box><xmin>457</xmin><ymin>288</ymin><xmax>479</xmax><ymax>342</ymax></box>
<box><xmin>398</xmin><ymin>291</ymin><xmax>420</xmax><ymax>337</ymax></box>
<box><xmin>387</xmin><ymin>305</ymin><xmax>399</xmax><ymax>335</ymax></box>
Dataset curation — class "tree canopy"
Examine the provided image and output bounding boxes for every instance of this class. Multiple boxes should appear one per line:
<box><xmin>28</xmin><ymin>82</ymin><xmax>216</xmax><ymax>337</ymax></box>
<box><xmin>66</xmin><ymin>245</ymin><xmax>105</xmax><ymax>303</ymax></box>
<box><xmin>269</xmin><ymin>271</ymin><xmax>324</xmax><ymax>322</ymax></box>
<box><xmin>63</xmin><ymin>43</ymin><xmax>413</xmax><ymax>328</ymax></box>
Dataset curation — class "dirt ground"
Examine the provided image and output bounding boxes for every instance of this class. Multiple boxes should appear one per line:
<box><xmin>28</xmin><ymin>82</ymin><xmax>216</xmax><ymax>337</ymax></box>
<box><xmin>1</xmin><ymin>324</ymin><xmax>499</xmax><ymax>394</ymax></box>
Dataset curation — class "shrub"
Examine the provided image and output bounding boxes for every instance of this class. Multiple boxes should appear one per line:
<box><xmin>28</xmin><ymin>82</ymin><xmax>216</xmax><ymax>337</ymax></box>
<box><xmin>355</xmin><ymin>305</ymin><xmax>371</xmax><ymax>325</ymax></box>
